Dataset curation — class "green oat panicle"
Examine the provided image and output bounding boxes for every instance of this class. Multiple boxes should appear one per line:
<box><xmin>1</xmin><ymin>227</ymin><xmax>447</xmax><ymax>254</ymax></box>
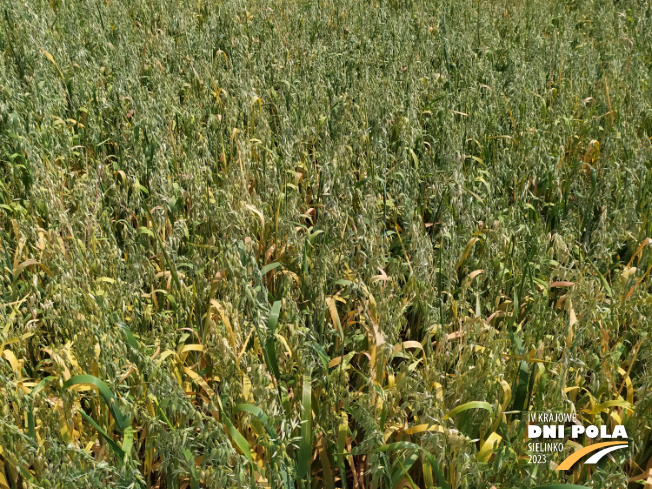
<box><xmin>0</xmin><ymin>0</ymin><xmax>651</xmax><ymax>487</ymax></box>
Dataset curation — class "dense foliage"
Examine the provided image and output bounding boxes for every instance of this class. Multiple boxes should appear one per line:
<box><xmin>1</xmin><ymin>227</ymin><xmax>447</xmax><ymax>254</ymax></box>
<box><xmin>1</xmin><ymin>0</ymin><xmax>651</xmax><ymax>487</ymax></box>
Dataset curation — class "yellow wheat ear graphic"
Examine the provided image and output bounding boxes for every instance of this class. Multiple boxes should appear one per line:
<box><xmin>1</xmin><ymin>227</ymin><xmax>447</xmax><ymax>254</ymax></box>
<box><xmin>556</xmin><ymin>441</ymin><xmax>628</xmax><ymax>471</ymax></box>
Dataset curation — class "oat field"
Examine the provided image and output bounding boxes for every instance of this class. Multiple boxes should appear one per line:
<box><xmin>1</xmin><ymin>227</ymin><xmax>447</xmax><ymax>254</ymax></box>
<box><xmin>0</xmin><ymin>0</ymin><xmax>651</xmax><ymax>487</ymax></box>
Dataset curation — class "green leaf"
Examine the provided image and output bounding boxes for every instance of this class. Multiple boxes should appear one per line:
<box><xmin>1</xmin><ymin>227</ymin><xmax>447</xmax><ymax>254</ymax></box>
<box><xmin>121</xmin><ymin>426</ymin><xmax>134</xmax><ymax>458</ymax></box>
<box><xmin>261</xmin><ymin>262</ymin><xmax>282</xmax><ymax>274</ymax></box>
<box><xmin>588</xmin><ymin>399</ymin><xmax>633</xmax><ymax>414</ymax></box>
<box><xmin>223</xmin><ymin>416</ymin><xmax>253</xmax><ymax>463</ymax></box>
<box><xmin>183</xmin><ymin>449</ymin><xmax>201</xmax><ymax>489</ymax></box>
<box><xmin>308</xmin><ymin>229</ymin><xmax>324</xmax><ymax>243</ymax></box>
<box><xmin>80</xmin><ymin>411</ymin><xmax>126</xmax><ymax>460</ymax></box>
<box><xmin>308</xmin><ymin>341</ymin><xmax>330</xmax><ymax>372</ymax></box>
<box><xmin>390</xmin><ymin>447</ymin><xmax>419</xmax><ymax>488</ymax></box>
<box><xmin>138</xmin><ymin>226</ymin><xmax>154</xmax><ymax>238</ymax></box>
<box><xmin>444</xmin><ymin>401</ymin><xmax>493</xmax><ymax>419</ymax></box>
<box><xmin>64</xmin><ymin>375</ymin><xmax>129</xmax><ymax>432</ymax></box>
<box><xmin>297</xmin><ymin>371</ymin><xmax>313</xmax><ymax>479</ymax></box>
<box><xmin>29</xmin><ymin>376</ymin><xmax>56</xmax><ymax>398</ymax></box>
<box><xmin>409</xmin><ymin>148</ymin><xmax>419</xmax><ymax>169</ymax></box>
<box><xmin>267</xmin><ymin>300</ymin><xmax>282</xmax><ymax>333</ymax></box>
<box><xmin>118</xmin><ymin>322</ymin><xmax>139</xmax><ymax>350</ymax></box>
<box><xmin>334</xmin><ymin>279</ymin><xmax>354</xmax><ymax>287</ymax></box>
<box><xmin>376</xmin><ymin>442</ymin><xmax>449</xmax><ymax>489</ymax></box>
<box><xmin>233</xmin><ymin>403</ymin><xmax>276</xmax><ymax>437</ymax></box>
<box><xmin>588</xmin><ymin>261</ymin><xmax>613</xmax><ymax>297</ymax></box>
<box><xmin>27</xmin><ymin>406</ymin><xmax>36</xmax><ymax>442</ymax></box>
<box><xmin>512</xmin><ymin>361</ymin><xmax>530</xmax><ymax>412</ymax></box>
<box><xmin>265</xmin><ymin>301</ymin><xmax>283</xmax><ymax>382</ymax></box>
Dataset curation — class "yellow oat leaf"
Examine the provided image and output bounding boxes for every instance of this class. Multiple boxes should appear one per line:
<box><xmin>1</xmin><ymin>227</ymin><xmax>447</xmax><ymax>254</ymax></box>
<box><xmin>477</xmin><ymin>432</ymin><xmax>502</xmax><ymax>463</ymax></box>
<box><xmin>183</xmin><ymin>367</ymin><xmax>215</xmax><ymax>399</ymax></box>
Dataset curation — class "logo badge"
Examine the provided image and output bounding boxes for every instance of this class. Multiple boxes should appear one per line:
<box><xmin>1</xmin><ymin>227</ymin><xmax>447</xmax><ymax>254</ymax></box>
<box><xmin>527</xmin><ymin>412</ymin><xmax>629</xmax><ymax>470</ymax></box>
